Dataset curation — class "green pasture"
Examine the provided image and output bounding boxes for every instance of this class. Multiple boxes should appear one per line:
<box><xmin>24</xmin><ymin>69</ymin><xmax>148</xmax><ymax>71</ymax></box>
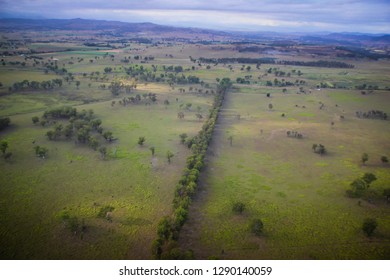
<box><xmin>0</xmin><ymin>83</ymin><xmax>212</xmax><ymax>259</ymax></box>
<box><xmin>1</xmin><ymin>38</ymin><xmax>390</xmax><ymax>260</ymax></box>
<box><xmin>179</xmin><ymin>82</ymin><xmax>390</xmax><ymax>259</ymax></box>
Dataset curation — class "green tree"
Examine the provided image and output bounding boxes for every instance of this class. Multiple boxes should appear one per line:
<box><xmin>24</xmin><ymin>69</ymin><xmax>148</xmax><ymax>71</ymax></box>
<box><xmin>46</xmin><ymin>130</ymin><xmax>55</xmax><ymax>140</ymax></box>
<box><xmin>88</xmin><ymin>136</ymin><xmax>99</xmax><ymax>151</ymax></box>
<box><xmin>99</xmin><ymin>146</ymin><xmax>107</xmax><ymax>159</ymax></box>
<box><xmin>110</xmin><ymin>80</ymin><xmax>122</xmax><ymax>96</ymax></box>
<box><xmin>167</xmin><ymin>150</ymin><xmax>174</xmax><ymax>163</ymax></box>
<box><xmin>150</xmin><ymin>146</ymin><xmax>155</xmax><ymax>156</ymax></box>
<box><xmin>34</xmin><ymin>146</ymin><xmax>48</xmax><ymax>159</ymax></box>
<box><xmin>250</xmin><ymin>218</ymin><xmax>264</xmax><ymax>236</ymax></box>
<box><xmin>157</xmin><ymin>217</ymin><xmax>171</xmax><ymax>240</ymax></box>
<box><xmin>362</xmin><ymin>218</ymin><xmax>377</xmax><ymax>237</ymax></box>
<box><xmin>232</xmin><ymin>202</ymin><xmax>245</xmax><ymax>214</ymax></box>
<box><xmin>361</xmin><ymin>153</ymin><xmax>368</xmax><ymax>165</ymax></box>
<box><xmin>138</xmin><ymin>136</ymin><xmax>146</xmax><ymax>146</ymax></box>
<box><xmin>75</xmin><ymin>80</ymin><xmax>81</xmax><ymax>89</ymax></box>
<box><xmin>0</xmin><ymin>140</ymin><xmax>8</xmax><ymax>154</ymax></box>
<box><xmin>362</xmin><ymin>173</ymin><xmax>377</xmax><ymax>185</ymax></box>
<box><xmin>103</xmin><ymin>131</ymin><xmax>113</xmax><ymax>142</ymax></box>
<box><xmin>381</xmin><ymin>155</ymin><xmax>388</xmax><ymax>164</ymax></box>
<box><xmin>313</xmin><ymin>144</ymin><xmax>326</xmax><ymax>155</ymax></box>
<box><xmin>32</xmin><ymin>116</ymin><xmax>40</xmax><ymax>124</ymax></box>
<box><xmin>177</xmin><ymin>112</ymin><xmax>185</xmax><ymax>119</ymax></box>
<box><xmin>179</xmin><ymin>133</ymin><xmax>188</xmax><ymax>144</ymax></box>
<box><xmin>268</xmin><ymin>103</ymin><xmax>273</xmax><ymax>110</ymax></box>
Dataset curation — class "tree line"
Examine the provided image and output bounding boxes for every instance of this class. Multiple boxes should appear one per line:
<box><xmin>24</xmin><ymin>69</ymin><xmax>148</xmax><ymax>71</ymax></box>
<box><xmin>197</xmin><ymin>57</ymin><xmax>354</xmax><ymax>68</ymax></box>
<box><xmin>152</xmin><ymin>78</ymin><xmax>232</xmax><ymax>259</ymax></box>
<box><xmin>9</xmin><ymin>78</ymin><xmax>63</xmax><ymax>92</ymax></box>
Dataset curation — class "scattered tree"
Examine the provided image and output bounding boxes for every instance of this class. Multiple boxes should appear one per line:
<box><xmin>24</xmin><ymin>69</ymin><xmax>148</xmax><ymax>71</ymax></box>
<box><xmin>362</xmin><ymin>172</ymin><xmax>377</xmax><ymax>185</ymax></box>
<box><xmin>362</xmin><ymin>218</ymin><xmax>377</xmax><ymax>237</ymax></box>
<box><xmin>177</xmin><ymin>112</ymin><xmax>185</xmax><ymax>120</ymax></box>
<box><xmin>150</xmin><ymin>146</ymin><xmax>155</xmax><ymax>156</ymax></box>
<box><xmin>34</xmin><ymin>145</ymin><xmax>48</xmax><ymax>159</ymax></box>
<box><xmin>381</xmin><ymin>156</ymin><xmax>388</xmax><ymax>164</ymax></box>
<box><xmin>312</xmin><ymin>144</ymin><xmax>326</xmax><ymax>155</ymax></box>
<box><xmin>179</xmin><ymin>133</ymin><xmax>188</xmax><ymax>144</ymax></box>
<box><xmin>0</xmin><ymin>140</ymin><xmax>8</xmax><ymax>154</ymax></box>
<box><xmin>167</xmin><ymin>150</ymin><xmax>174</xmax><ymax>163</ymax></box>
<box><xmin>99</xmin><ymin>146</ymin><xmax>107</xmax><ymax>159</ymax></box>
<box><xmin>103</xmin><ymin>131</ymin><xmax>114</xmax><ymax>142</ymax></box>
<box><xmin>268</xmin><ymin>103</ymin><xmax>273</xmax><ymax>110</ymax></box>
<box><xmin>32</xmin><ymin>116</ymin><xmax>40</xmax><ymax>124</ymax></box>
<box><xmin>232</xmin><ymin>202</ymin><xmax>245</xmax><ymax>214</ymax></box>
<box><xmin>250</xmin><ymin>218</ymin><xmax>264</xmax><ymax>236</ymax></box>
<box><xmin>138</xmin><ymin>136</ymin><xmax>146</xmax><ymax>146</ymax></box>
<box><xmin>347</xmin><ymin>173</ymin><xmax>377</xmax><ymax>198</ymax></box>
<box><xmin>361</xmin><ymin>153</ymin><xmax>369</xmax><ymax>165</ymax></box>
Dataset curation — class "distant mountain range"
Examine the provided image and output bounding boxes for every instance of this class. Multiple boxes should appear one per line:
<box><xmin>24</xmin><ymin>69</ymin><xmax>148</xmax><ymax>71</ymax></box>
<box><xmin>0</xmin><ymin>18</ymin><xmax>389</xmax><ymax>46</ymax></box>
<box><xmin>0</xmin><ymin>18</ymin><xmax>228</xmax><ymax>36</ymax></box>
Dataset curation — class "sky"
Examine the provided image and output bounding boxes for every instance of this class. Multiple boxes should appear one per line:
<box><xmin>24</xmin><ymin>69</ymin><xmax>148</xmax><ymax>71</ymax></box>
<box><xmin>0</xmin><ymin>0</ymin><xmax>389</xmax><ymax>33</ymax></box>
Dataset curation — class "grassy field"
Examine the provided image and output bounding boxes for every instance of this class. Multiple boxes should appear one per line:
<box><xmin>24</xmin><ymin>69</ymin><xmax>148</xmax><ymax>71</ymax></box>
<box><xmin>0</xmin><ymin>38</ymin><xmax>389</xmax><ymax>260</ymax></box>
<box><xmin>179</xmin><ymin>81</ymin><xmax>390</xmax><ymax>259</ymax></box>
<box><xmin>0</xmin><ymin>47</ymin><xmax>213</xmax><ymax>258</ymax></box>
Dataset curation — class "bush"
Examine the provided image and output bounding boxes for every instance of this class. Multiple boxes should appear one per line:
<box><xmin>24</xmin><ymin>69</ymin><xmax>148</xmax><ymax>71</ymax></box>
<box><xmin>157</xmin><ymin>217</ymin><xmax>171</xmax><ymax>240</ymax></box>
<box><xmin>0</xmin><ymin>117</ymin><xmax>10</xmax><ymax>131</ymax></box>
<box><xmin>232</xmin><ymin>202</ymin><xmax>245</xmax><ymax>214</ymax></box>
<box><xmin>362</xmin><ymin>218</ymin><xmax>377</xmax><ymax>237</ymax></box>
<box><xmin>250</xmin><ymin>219</ymin><xmax>264</xmax><ymax>236</ymax></box>
<box><xmin>97</xmin><ymin>205</ymin><xmax>115</xmax><ymax>218</ymax></box>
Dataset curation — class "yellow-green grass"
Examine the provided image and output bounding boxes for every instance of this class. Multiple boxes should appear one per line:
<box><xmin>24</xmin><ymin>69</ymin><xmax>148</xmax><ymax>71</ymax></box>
<box><xmin>179</xmin><ymin>84</ymin><xmax>390</xmax><ymax>259</ymax></box>
<box><xmin>0</xmin><ymin>89</ymin><xmax>212</xmax><ymax>259</ymax></box>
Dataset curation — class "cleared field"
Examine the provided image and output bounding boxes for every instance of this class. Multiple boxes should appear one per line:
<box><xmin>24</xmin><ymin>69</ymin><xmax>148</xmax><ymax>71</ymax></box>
<box><xmin>0</xmin><ymin>84</ymin><xmax>212</xmax><ymax>259</ymax></box>
<box><xmin>1</xmin><ymin>36</ymin><xmax>389</xmax><ymax>260</ymax></box>
<box><xmin>179</xmin><ymin>83</ymin><xmax>390</xmax><ymax>259</ymax></box>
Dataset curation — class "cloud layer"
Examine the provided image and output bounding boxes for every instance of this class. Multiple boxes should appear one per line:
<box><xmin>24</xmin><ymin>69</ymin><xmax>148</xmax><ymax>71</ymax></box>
<box><xmin>1</xmin><ymin>0</ymin><xmax>389</xmax><ymax>33</ymax></box>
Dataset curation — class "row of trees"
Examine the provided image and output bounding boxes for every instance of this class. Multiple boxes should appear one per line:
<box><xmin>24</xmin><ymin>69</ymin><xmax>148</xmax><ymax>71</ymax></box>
<box><xmin>356</xmin><ymin>110</ymin><xmax>388</xmax><ymax>120</ymax></box>
<box><xmin>197</xmin><ymin>57</ymin><xmax>354</xmax><ymax>68</ymax></box>
<box><xmin>9</xmin><ymin>78</ymin><xmax>63</xmax><ymax>92</ymax></box>
<box><xmin>152</xmin><ymin>78</ymin><xmax>232</xmax><ymax>259</ymax></box>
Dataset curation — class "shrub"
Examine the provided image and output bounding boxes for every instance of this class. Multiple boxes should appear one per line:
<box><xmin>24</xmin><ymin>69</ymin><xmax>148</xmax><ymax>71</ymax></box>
<box><xmin>232</xmin><ymin>202</ymin><xmax>245</xmax><ymax>214</ymax></box>
<box><xmin>250</xmin><ymin>219</ymin><xmax>264</xmax><ymax>236</ymax></box>
<box><xmin>97</xmin><ymin>205</ymin><xmax>114</xmax><ymax>218</ymax></box>
<box><xmin>362</xmin><ymin>218</ymin><xmax>377</xmax><ymax>237</ymax></box>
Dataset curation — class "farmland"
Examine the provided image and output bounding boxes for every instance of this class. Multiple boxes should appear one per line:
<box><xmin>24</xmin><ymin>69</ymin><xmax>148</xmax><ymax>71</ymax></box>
<box><xmin>0</xmin><ymin>19</ymin><xmax>389</xmax><ymax>259</ymax></box>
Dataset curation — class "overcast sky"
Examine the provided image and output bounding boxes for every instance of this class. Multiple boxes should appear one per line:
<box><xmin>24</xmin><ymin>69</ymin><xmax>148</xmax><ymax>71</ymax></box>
<box><xmin>0</xmin><ymin>0</ymin><xmax>389</xmax><ymax>33</ymax></box>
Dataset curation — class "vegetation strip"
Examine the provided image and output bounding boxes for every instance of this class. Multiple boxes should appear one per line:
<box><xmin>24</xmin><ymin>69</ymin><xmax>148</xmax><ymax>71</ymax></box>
<box><xmin>152</xmin><ymin>78</ymin><xmax>232</xmax><ymax>259</ymax></box>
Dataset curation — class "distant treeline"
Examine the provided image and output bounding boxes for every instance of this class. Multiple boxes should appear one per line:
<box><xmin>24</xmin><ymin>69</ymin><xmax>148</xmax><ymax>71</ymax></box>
<box><xmin>198</xmin><ymin>57</ymin><xmax>354</xmax><ymax>68</ymax></box>
<box><xmin>276</xmin><ymin>60</ymin><xmax>354</xmax><ymax>68</ymax></box>
<box><xmin>198</xmin><ymin>57</ymin><xmax>275</xmax><ymax>64</ymax></box>
<box><xmin>9</xmin><ymin>79</ymin><xmax>63</xmax><ymax>92</ymax></box>
<box><xmin>336</xmin><ymin>46</ymin><xmax>390</xmax><ymax>60</ymax></box>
